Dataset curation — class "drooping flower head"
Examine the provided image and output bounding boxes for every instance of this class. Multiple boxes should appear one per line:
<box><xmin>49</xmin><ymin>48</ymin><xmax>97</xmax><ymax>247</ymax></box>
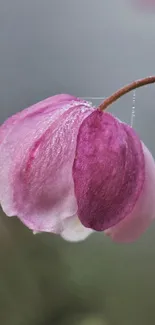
<box><xmin>0</xmin><ymin>77</ymin><xmax>155</xmax><ymax>243</ymax></box>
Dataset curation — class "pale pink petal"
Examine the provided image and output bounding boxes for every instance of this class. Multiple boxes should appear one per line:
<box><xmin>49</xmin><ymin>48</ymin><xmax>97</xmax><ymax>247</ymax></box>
<box><xmin>61</xmin><ymin>215</ymin><xmax>93</xmax><ymax>242</ymax></box>
<box><xmin>73</xmin><ymin>111</ymin><xmax>144</xmax><ymax>231</ymax></box>
<box><xmin>0</xmin><ymin>95</ymin><xmax>76</xmax><ymax>215</ymax></box>
<box><xmin>0</xmin><ymin>96</ymin><xmax>94</xmax><ymax>233</ymax></box>
<box><xmin>105</xmin><ymin>143</ymin><xmax>155</xmax><ymax>243</ymax></box>
<box><xmin>0</xmin><ymin>94</ymin><xmax>75</xmax><ymax>144</ymax></box>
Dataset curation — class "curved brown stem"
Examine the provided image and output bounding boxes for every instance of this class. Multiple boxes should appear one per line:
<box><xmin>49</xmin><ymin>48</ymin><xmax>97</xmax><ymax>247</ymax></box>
<box><xmin>99</xmin><ymin>76</ymin><xmax>155</xmax><ymax>111</ymax></box>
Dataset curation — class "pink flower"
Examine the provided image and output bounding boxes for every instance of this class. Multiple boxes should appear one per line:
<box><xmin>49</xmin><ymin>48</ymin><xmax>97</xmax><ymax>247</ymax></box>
<box><xmin>0</xmin><ymin>77</ymin><xmax>155</xmax><ymax>243</ymax></box>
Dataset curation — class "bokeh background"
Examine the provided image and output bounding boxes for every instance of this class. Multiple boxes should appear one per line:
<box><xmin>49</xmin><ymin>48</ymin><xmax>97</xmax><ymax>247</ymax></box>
<box><xmin>0</xmin><ymin>1</ymin><xmax>155</xmax><ymax>324</ymax></box>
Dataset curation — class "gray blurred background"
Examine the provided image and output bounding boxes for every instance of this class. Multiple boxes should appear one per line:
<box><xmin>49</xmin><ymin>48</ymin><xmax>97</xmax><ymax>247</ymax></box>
<box><xmin>0</xmin><ymin>0</ymin><xmax>155</xmax><ymax>324</ymax></box>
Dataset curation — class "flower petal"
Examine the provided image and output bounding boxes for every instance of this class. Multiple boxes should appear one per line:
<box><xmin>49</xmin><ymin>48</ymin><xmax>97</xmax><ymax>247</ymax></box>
<box><xmin>104</xmin><ymin>143</ymin><xmax>155</xmax><ymax>242</ymax></box>
<box><xmin>0</xmin><ymin>95</ymin><xmax>94</xmax><ymax>233</ymax></box>
<box><xmin>73</xmin><ymin>111</ymin><xmax>145</xmax><ymax>231</ymax></box>
<box><xmin>0</xmin><ymin>94</ymin><xmax>75</xmax><ymax>144</ymax></box>
<box><xmin>61</xmin><ymin>215</ymin><xmax>93</xmax><ymax>242</ymax></box>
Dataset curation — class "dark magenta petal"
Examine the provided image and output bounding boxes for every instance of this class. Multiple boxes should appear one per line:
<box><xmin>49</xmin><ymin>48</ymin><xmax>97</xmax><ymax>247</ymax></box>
<box><xmin>104</xmin><ymin>143</ymin><xmax>155</xmax><ymax>242</ymax></box>
<box><xmin>73</xmin><ymin>110</ymin><xmax>145</xmax><ymax>231</ymax></box>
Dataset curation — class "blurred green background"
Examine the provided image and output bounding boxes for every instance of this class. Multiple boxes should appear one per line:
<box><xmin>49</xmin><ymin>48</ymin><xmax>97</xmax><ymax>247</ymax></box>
<box><xmin>1</xmin><ymin>207</ymin><xmax>155</xmax><ymax>325</ymax></box>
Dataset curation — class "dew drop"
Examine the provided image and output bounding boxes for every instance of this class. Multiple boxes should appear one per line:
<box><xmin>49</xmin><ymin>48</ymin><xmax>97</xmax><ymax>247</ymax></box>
<box><xmin>130</xmin><ymin>90</ymin><xmax>136</xmax><ymax>127</ymax></box>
